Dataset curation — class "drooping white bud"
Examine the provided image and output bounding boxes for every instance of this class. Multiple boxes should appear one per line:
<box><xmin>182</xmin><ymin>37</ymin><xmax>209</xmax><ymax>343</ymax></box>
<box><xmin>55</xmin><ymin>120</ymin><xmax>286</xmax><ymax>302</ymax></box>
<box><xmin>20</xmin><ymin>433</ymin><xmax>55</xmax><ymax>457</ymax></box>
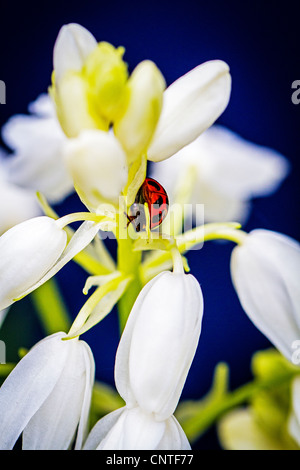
<box><xmin>231</xmin><ymin>229</ymin><xmax>300</xmax><ymax>362</ymax></box>
<box><xmin>0</xmin><ymin>216</ymin><xmax>67</xmax><ymax>311</ymax></box>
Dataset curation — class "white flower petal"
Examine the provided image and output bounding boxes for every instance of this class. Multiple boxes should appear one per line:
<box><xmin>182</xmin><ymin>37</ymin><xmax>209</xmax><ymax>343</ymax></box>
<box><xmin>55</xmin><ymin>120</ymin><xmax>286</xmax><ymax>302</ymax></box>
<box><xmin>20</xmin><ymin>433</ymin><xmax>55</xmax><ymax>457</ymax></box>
<box><xmin>147</xmin><ymin>60</ymin><xmax>231</xmax><ymax>162</ymax></box>
<box><xmin>28</xmin><ymin>93</ymin><xmax>56</xmax><ymax>116</ymax></box>
<box><xmin>150</xmin><ymin>124</ymin><xmax>289</xmax><ymax>223</ymax></box>
<box><xmin>157</xmin><ymin>415</ymin><xmax>191</xmax><ymax>450</ymax></box>
<box><xmin>0</xmin><ymin>216</ymin><xmax>67</xmax><ymax>311</ymax></box>
<box><xmin>114</xmin><ymin>60</ymin><xmax>165</xmax><ymax>162</ymax></box>
<box><xmin>64</xmin><ymin>129</ymin><xmax>128</xmax><ymax>209</ymax></box>
<box><xmin>115</xmin><ymin>271</ymin><xmax>203</xmax><ymax>420</ymax></box>
<box><xmin>0</xmin><ymin>308</ymin><xmax>8</xmax><ymax>329</ymax></box>
<box><xmin>0</xmin><ymin>333</ymin><xmax>68</xmax><ymax>449</ymax></box>
<box><xmin>231</xmin><ymin>229</ymin><xmax>300</xmax><ymax>361</ymax></box>
<box><xmin>191</xmin><ymin>125</ymin><xmax>290</xmax><ymax>199</ymax></box>
<box><xmin>75</xmin><ymin>341</ymin><xmax>96</xmax><ymax>449</ymax></box>
<box><xmin>91</xmin><ymin>407</ymin><xmax>166</xmax><ymax>450</ymax></box>
<box><xmin>23</xmin><ymin>338</ymin><xmax>94</xmax><ymax>450</ymax></box>
<box><xmin>84</xmin><ymin>407</ymin><xmax>190</xmax><ymax>450</ymax></box>
<box><xmin>0</xmin><ymin>182</ymin><xmax>41</xmax><ymax>234</ymax></box>
<box><xmin>53</xmin><ymin>23</ymin><xmax>97</xmax><ymax>83</ymax></box>
<box><xmin>83</xmin><ymin>407</ymin><xmax>125</xmax><ymax>450</ymax></box>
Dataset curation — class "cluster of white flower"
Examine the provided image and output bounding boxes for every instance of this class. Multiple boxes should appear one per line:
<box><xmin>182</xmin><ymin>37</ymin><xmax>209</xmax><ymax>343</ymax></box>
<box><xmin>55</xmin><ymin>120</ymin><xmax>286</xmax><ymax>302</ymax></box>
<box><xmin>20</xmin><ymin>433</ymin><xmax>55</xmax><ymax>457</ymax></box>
<box><xmin>0</xmin><ymin>23</ymin><xmax>299</xmax><ymax>450</ymax></box>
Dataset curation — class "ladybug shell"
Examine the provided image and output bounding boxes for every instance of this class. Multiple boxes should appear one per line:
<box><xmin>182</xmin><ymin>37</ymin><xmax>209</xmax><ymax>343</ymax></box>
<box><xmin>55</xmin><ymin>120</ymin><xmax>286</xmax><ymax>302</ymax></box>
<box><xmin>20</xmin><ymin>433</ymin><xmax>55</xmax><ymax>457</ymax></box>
<box><xmin>135</xmin><ymin>177</ymin><xmax>169</xmax><ymax>230</ymax></box>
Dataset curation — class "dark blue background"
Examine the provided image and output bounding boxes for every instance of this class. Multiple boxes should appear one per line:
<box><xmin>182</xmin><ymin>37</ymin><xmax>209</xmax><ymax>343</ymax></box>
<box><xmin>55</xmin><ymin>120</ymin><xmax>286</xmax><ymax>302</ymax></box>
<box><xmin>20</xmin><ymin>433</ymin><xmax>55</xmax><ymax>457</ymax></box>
<box><xmin>1</xmin><ymin>0</ymin><xmax>299</xmax><ymax>449</ymax></box>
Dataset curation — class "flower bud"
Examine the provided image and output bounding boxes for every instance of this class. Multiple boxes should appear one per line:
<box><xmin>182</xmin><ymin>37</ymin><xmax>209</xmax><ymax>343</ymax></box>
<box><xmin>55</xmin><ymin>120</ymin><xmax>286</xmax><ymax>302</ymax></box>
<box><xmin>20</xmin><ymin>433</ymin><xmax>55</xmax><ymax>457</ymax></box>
<box><xmin>231</xmin><ymin>229</ymin><xmax>300</xmax><ymax>362</ymax></box>
<box><xmin>0</xmin><ymin>216</ymin><xmax>67</xmax><ymax>310</ymax></box>
<box><xmin>115</xmin><ymin>271</ymin><xmax>203</xmax><ymax>420</ymax></box>
<box><xmin>114</xmin><ymin>60</ymin><xmax>166</xmax><ymax>163</ymax></box>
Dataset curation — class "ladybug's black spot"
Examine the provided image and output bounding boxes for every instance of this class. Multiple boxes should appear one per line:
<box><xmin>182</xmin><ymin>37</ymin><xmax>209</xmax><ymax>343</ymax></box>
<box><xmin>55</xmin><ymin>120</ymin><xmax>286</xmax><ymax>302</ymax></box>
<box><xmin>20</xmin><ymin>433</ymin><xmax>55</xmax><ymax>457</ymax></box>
<box><xmin>153</xmin><ymin>195</ymin><xmax>164</xmax><ymax>206</ymax></box>
<box><xmin>147</xmin><ymin>179</ymin><xmax>161</xmax><ymax>191</ymax></box>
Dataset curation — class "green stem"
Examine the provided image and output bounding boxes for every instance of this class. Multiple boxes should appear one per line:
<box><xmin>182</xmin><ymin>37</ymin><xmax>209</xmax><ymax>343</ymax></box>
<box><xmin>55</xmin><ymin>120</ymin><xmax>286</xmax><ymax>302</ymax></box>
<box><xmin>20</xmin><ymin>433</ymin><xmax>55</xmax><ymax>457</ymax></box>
<box><xmin>116</xmin><ymin>215</ymin><xmax>142</xmax><ymax>332</ymax></box>
<box><xmin>176</xmin><ymin>370</ymin><xmax>298</xmax><ymax>443</ymax></box>
<box><xmin>30</xmin><ymin>277</ymin><xmax>71</xmax><ymax>335</ymax></box>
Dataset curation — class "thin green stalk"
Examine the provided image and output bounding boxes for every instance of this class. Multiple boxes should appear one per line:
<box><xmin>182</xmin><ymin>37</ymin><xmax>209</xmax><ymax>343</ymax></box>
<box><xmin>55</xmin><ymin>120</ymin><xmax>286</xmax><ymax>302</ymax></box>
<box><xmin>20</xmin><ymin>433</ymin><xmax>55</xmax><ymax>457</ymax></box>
<box><xmin>116</xmin><ymin>214</ymin><xmax>142</xmax><ymax>332</ymax></box>
<box><xmin>176</xmin><ymin>370</ymin><xmax>298</xmax><ymax>443</ymax></box>
<box><xmin>30</xmin><ymin>277</ymin><xmax>71</xmax><ymax>335</ymax></box>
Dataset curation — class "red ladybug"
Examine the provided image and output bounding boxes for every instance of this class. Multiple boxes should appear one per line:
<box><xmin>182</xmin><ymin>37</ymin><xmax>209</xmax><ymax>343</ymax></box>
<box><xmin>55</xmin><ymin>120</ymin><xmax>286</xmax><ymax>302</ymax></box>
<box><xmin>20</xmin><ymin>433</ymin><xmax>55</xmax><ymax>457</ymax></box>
<box><xmin>127</xmin><ymin>177</ymin><xmax>169</xmax><ymax>232</ymax></box>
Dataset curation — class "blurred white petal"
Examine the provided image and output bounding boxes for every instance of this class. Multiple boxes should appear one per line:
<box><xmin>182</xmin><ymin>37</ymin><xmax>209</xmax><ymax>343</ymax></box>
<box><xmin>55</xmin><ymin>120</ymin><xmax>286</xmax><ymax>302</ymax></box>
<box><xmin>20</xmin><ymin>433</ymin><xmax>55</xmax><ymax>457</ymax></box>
<box><xmin>231</xmin><ymin>229</ymin><xmax>300</xmax><ymax>361</ymax></box>
<box><xmin>2</xmin><ymin>94</ymin><xmax>74</xmax><ymax>203</ymax></box>
<box><xmin>0</xmin><ymin>308</ymin><xmax>8</xmax><ymax>329</ymax></box>
<box><xmin>150</xmin><ymin>125</ymin><xmax>289</xmax><ymax>223</ymax></box>
<box><xmin>0</xmin><ymin>182</ymin><xmax>41</xmax><ymax>234</ymax></box>
<box><xmin>188</xmin><ymin>125</ymin><xmax>290</xmax><ymax>199</ymax></box>
<box><xmin>115</xmin><ymin>271</ymin><xmax>203</xmax><ymax>420</ymax></box>
<box><xmin>218</xmin><ymin>408</ymin><xmax>283</xmax><ymax>450</ymax></box>
<box><xmin>28</xmin><ymin>93</ymin><xmax>56</xmax><ymax>116</ymax></box>
<box><xmin>53</xmin><ymin>23</ymin><xmax>97</xmax><ymax>83</ymax></box>
<box><xmin>148</xmin><ymin>61</ymin><xmax>231</xmax><ymax>162</ymax></box>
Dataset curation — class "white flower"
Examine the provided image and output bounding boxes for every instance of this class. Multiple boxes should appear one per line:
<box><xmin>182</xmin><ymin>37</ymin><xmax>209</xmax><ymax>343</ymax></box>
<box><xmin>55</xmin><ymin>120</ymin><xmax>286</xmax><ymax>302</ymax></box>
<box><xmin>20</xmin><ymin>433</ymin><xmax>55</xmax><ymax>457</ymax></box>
<box><xmin>0</xmin><ymin>332</ymin><xmax>95</xmax><ymax>449</ymax></box>
<box><xmin>230</xmin><ymin>229</ymin><xmax>300</xmax><ymax>362</ymax></box>
<box><xmin>84</xmin><ymin>270</ymin><xmax>203</xmax><ymax>450</ymax></box>
<box><xmin>147</xmin><ymin>62</ymin><xmax>231</xmax><ymax>162</ymax></box>
<box><xmin>1</xmin><ymin>94</ymin><xmax>74</xmax><ymax>203</ymax></box>
<box><xmin>0</xmin><ymin>149</ymin><xmax>41</xmax><ymax>235</ymax></box>
<box><xmin>150</xmin><ymin>125</ymin><xmax>289</xmax><ymax>223</ymax></box>
<box><xmin>218</xmin><ymin>375</ymin><xmax>300</xmax><ymax>450</ymax></box>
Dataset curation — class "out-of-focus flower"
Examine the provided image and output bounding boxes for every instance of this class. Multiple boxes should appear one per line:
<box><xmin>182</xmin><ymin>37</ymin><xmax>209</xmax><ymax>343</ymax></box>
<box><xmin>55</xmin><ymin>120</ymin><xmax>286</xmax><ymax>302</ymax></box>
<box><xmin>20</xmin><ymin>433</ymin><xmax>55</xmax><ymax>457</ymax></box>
<box><xmin>150</xmin><ymin>125</ymin><xmax>289</xmax><ymax>223</ymax></box>
<box><xmin>1</xmin><ymin>94</ymin><xmax>74</xmax><ymax>203</ymax></box>
<box><xmin>84</xmin><ymin>270</ymin><xmax>203</xmax><ymax>450</ymax></box>
<box><xmin>0</xmin><ymin>149</ymin><xmax>41</xmax><ymax>235</ymax></box>
<box><xmin>218</xmin><ymin>407</ymin><xmax>296</xmax><ymax>450</ymax></box>
<box><xmin>288</xmin><ymin>376</ymin><xmax>300</xmax><ymax>445</ymax></box>
<box><xmin>231</xmin><ymin>229</ymin><xmax>300</xmax><ymax>362</ymax></box>
<box><xmin>0</xmin><ymin>332</ymin><xmax>95</xmax><ymax>449</ymax></box>
<box><xmin>218</xmin><ymin>350</ymin><xmax>300</xmax><ymax>450</ymax></box>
